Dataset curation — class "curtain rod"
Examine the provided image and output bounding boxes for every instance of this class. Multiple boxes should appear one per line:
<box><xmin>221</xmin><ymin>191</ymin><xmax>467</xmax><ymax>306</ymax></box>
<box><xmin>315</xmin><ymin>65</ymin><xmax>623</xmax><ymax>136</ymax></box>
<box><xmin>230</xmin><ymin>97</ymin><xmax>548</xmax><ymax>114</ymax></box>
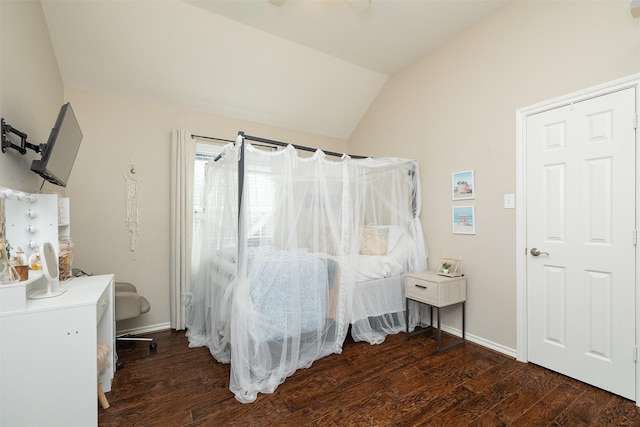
<box><xmin>191</xmin><ymin>134</ymin><xmax>235</xmax><ymax>144</ymax></box>
<box><xmin>190</xmin><ymin>131</ymin><xmax>368</xmax><ymax>159</ymax></box>
<box><xmin>239</xmin><ymin>131</ymin><xmax>368</xmax><ymax>160</ymax></box>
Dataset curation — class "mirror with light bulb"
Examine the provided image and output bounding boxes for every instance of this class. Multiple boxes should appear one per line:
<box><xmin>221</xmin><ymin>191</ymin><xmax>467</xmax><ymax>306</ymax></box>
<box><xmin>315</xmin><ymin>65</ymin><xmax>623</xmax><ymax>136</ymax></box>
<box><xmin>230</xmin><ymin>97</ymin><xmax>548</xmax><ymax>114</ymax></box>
<box><xmin>0</xmin><ymin>187</ymin><xmax>60</xmax><ymax>283</ymax></box>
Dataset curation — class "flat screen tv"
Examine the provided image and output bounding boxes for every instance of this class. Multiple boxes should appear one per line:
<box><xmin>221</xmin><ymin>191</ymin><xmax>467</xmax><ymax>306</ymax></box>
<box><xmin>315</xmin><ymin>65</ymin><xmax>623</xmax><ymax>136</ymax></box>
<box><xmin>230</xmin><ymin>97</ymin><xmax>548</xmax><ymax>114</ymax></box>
<box><xmin>30</xmin><ymin>102</ymin><xmax>83</xmax><ymax>187</ymax></box>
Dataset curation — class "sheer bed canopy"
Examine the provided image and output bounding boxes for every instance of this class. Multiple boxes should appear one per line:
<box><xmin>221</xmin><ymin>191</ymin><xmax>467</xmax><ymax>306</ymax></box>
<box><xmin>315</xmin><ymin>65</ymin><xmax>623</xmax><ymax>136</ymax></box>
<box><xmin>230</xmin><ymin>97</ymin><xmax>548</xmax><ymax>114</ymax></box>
<box><xmin>186</xmin><ymin>132</ymin><xmax>428</xmax><ymax>403</ymax></box>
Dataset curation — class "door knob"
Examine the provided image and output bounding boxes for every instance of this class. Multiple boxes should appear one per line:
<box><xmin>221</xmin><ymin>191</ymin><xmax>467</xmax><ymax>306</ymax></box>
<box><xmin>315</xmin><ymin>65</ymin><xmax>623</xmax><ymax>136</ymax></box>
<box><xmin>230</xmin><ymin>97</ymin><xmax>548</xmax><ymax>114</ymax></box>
<box><xmin>530</xmin><ymin>248</ymin><xmax>549</xmax><ymax>257</ymax></box>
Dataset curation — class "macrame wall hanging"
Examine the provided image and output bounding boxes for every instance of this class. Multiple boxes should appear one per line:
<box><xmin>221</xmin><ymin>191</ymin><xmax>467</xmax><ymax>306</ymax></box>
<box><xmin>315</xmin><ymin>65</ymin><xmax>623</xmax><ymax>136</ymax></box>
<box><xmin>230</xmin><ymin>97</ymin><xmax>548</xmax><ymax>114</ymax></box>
<box><xmin>123</xmin><ymin>161</ymin><xmax>142</xmax><ymax>260</ymax></box>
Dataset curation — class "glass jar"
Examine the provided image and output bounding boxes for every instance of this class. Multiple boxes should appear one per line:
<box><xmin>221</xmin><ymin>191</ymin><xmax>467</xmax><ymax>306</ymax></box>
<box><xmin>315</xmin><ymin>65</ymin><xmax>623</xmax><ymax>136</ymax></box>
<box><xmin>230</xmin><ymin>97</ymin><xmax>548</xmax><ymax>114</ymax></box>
<box><xmin>12</xmin><ymin>247</ymin><xmax>28</xmax><ymax>267</ymax></box>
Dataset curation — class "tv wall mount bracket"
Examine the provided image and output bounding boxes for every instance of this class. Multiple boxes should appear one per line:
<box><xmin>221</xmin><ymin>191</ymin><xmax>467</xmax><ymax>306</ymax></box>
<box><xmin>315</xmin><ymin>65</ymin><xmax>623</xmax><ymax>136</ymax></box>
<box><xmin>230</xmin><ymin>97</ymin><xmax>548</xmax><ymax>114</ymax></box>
<box><xmin>1</xmin><ymin>118</ymin><xmax>46</xmax><ymax>155</ymax></box>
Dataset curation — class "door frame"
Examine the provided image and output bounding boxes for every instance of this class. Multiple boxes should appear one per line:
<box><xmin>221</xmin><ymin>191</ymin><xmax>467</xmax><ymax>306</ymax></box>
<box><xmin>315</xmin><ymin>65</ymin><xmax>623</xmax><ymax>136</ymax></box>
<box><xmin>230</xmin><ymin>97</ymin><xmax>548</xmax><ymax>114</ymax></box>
<box><xmin>515</xmin><ymin>73</ymin><xmax>640</xmax><ymax>404</ymax></box>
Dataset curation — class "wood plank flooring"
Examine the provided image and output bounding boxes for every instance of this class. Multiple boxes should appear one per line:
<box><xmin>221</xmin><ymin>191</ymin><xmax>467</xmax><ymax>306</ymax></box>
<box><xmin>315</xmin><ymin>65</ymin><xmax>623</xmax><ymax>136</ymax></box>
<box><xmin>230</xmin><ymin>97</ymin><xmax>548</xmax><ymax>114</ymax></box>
<box><xmin>99</xmin><ymin>330</ymin><xmax>640</xmax><ymax>426</ymax></box>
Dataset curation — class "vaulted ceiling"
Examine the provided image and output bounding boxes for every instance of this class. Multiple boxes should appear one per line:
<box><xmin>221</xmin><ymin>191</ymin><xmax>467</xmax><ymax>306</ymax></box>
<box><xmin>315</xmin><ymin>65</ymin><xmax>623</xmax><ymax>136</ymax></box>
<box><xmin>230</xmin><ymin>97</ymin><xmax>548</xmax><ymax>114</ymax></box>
<box><xmin>41</xmin><ymin>0</ymin><xmax>510</xmax><ymax>139</ymax></box>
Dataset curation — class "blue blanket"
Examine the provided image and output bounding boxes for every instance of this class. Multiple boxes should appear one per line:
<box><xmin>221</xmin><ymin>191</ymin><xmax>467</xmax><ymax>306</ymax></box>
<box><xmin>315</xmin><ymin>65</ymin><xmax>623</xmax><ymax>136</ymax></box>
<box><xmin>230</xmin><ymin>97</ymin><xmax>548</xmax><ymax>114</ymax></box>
<box><xmin>240</xmin><ymin>246</ymin><xmax>334</xmax><ymax>340</ymax></box>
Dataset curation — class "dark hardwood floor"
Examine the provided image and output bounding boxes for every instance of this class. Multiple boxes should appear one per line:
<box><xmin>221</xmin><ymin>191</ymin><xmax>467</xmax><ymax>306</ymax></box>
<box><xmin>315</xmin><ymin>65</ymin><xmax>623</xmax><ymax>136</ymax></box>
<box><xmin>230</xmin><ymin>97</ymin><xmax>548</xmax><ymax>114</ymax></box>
<box><xmin>99</xmin><ymin>329</ymin><xmax>640</xmax><ymax>426</ymax></box>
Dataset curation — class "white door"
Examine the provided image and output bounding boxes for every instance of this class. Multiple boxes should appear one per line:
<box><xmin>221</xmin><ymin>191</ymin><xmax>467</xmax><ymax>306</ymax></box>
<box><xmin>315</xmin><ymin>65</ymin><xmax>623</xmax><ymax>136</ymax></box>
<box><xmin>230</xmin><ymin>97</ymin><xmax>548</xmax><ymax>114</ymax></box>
<box><xmin>526</xmin><ymin>87</ymin><xmax>636</xmax><ymax>399</ymax></box>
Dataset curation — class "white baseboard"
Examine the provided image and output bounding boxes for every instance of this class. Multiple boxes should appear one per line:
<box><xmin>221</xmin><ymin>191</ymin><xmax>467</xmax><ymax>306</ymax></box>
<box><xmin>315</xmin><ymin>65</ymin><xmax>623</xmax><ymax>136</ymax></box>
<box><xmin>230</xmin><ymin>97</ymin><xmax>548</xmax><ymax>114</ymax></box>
<box><xmin>440</xmin><ymin>324</ymin><xmax>517</xmax><ymax>359</ymax></box>
<box><xmin>115</xmin><ymin>322</ymin><xmax>517</xmax><ymax>360</ymax></box>
<box><xmin>116</xmin><ymin>322</ymin><xmax>171</xmax><ymax>337</ymax></box>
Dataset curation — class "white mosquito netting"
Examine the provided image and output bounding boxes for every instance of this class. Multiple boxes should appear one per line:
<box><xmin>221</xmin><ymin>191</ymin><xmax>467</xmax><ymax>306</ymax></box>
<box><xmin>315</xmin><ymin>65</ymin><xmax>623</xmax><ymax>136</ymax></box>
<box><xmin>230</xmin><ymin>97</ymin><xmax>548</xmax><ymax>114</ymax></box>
<box><xmin>186</xmin><ymin>136</ymin><xmax>428</xmax><ymax>403</ymax></box>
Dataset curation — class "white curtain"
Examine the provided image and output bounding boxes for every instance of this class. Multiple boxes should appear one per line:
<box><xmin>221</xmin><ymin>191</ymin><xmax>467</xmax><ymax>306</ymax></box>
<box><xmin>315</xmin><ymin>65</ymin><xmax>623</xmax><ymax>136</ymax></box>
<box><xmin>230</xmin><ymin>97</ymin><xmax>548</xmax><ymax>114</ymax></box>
<box><xmin>170</xmin><ymin>129</ymin><xmax>195</xmax><ymax>330</ymax></box>
<box><xmin>186</xmin><ymin>139</ymin><xmax>428</xmax><ymax>402</ymax></box>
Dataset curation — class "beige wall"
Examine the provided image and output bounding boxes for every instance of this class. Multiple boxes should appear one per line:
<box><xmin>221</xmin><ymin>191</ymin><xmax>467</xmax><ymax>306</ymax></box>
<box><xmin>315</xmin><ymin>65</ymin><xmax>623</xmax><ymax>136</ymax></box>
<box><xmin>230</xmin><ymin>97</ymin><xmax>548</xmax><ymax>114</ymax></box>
<box><xmin>349</xmin><ymin>0</ymin><xmax>640</xmax><ymax>351</ymax></box>
<box><xmin>0</xmin><ymin>1</ymin><xmax>64</xmax><ymax>193</ymax></box>
<box><xmin>5</xmin><ymin>0</ymin><xmax>640</xmax><ymax>349</ymax></box>
<box><xmin>64</xmin><ymin>87</ymin><xmax>349</xmax><ymax>331</ymax></box>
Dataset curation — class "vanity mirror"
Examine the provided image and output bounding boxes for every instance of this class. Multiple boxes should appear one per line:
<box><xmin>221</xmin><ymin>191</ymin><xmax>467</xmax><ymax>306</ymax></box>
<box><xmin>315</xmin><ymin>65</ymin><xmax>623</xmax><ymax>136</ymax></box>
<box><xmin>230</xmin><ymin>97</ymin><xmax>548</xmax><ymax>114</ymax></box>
<box><xmin>0</xmin><ymin>187</ymin><xmax>60</xmax><ymax>268</ymax></box>
<box><xmin>28</xmin><ymin>241</ymin><xmax>65</xmax><ymax>299</ymax></box>
<box><xmin>0</xmin><ymin>197</ymin><xmax>5</xmax><ymax>258</ymax></box>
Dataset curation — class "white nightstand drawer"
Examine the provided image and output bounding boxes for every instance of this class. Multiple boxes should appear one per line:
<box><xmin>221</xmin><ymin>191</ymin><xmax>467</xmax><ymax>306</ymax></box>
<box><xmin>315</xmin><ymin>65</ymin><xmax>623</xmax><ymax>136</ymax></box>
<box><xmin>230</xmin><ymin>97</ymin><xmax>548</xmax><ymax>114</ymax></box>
<box><xmin>405</xmin><ymin>271</ymin><xmax>466</xmax><ymax>308</ymax></box>
<box><xmin>405</xmin><ymin>276</ymin><xmax>438</xmax><ymax>305</ymax></box>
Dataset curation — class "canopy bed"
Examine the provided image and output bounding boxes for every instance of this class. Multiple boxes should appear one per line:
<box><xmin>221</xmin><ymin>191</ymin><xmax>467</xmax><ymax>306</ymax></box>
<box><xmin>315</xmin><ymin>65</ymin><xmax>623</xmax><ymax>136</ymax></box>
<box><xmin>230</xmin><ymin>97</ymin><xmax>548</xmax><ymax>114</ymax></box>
<box><xmin>186</xmin><ymin>132</ymin><xmax>428</xmax><ymax>403</ymax></box>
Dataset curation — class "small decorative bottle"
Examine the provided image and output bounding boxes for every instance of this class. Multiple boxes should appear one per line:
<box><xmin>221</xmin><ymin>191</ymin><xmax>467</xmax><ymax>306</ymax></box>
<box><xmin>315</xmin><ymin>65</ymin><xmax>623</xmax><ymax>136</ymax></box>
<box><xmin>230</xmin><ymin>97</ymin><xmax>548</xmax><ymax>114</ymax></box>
<box><xmin>29</xmin><ymin>249</ymin><xmax>42</xmax><ymax>270</ymax></box>
<box><xmin>12</xmin><ymin>247</ymin><xmax>29</xmax><ymax>281</ymax></box>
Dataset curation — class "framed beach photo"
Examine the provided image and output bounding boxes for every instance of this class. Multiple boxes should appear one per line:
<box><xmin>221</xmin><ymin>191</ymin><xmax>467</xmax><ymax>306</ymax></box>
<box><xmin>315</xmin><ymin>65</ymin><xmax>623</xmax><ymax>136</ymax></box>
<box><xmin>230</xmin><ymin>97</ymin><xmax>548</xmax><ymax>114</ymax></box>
<box><xmin>452</xmin><ymin>205</ymin><xmax>476</xmax><ymax>235</ymax></box>
<box><xmin>452</xmin><ymin>170</ymin><xmax>475</xmax><ymax>200</ymax></box>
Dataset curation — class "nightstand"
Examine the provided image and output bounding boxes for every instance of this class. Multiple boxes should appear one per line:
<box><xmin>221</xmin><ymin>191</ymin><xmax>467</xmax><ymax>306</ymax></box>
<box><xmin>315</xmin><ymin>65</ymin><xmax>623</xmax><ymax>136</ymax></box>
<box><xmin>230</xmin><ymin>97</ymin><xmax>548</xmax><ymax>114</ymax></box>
<box><xmin>405</xmin><ymin>270</ymin><xmax>466</xmax><ymax>352</ymax></box>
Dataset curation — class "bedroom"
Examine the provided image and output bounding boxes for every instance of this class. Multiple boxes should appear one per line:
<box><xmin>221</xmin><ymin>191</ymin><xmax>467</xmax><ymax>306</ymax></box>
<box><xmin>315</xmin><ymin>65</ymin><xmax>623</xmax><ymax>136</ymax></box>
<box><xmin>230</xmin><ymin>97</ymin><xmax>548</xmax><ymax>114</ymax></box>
<box><xmin>1</xmin><ymin>0</ymin><xmax>639</xmax><ymax>423</ymax></box>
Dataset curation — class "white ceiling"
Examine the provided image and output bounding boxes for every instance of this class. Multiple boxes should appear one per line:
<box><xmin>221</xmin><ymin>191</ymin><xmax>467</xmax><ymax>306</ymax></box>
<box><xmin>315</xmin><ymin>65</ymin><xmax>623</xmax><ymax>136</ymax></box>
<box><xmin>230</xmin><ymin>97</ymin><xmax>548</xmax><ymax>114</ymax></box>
<box><xmin>41</xmin><ymin>0</ymin><xmax>510</xmax><ymax>139</ymax></box>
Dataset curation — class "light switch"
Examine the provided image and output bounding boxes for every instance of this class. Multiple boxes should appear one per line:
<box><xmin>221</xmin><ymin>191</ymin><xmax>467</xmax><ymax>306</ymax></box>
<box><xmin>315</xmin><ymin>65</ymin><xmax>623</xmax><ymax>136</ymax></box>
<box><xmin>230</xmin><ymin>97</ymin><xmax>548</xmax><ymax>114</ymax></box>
<box><xmin>504</xmin><ymin>193</ymin><xmax>515</xmax><ymax>209</ymax></box>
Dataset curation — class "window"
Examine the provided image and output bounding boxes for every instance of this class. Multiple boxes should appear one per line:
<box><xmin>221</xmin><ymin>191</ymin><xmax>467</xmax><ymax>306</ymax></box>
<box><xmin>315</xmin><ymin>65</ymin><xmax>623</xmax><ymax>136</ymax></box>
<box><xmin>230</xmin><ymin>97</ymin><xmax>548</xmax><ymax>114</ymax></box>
<box><xmin>193</xmin><ymin>141</ymin><xmax>278</xmax><ymax>243</ymax></box>
<box><xmin>194</xmin><ymin>143</ymin><xmax>223</xmax><ymax>234</ymax></box>
<box><xmin>244</xmin><ymin>152</ymin><xmax>274</xmax><ymax>246</ymax></box>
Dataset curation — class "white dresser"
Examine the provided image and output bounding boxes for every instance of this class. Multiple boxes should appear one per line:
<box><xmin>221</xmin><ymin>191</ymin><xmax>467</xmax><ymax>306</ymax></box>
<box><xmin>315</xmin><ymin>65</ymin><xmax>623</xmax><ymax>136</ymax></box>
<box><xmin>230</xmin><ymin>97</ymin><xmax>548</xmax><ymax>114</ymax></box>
<box><xmin>0</xmin><ymin>274</ymin><xmax>115</xmax><ymax>427</ymax></box>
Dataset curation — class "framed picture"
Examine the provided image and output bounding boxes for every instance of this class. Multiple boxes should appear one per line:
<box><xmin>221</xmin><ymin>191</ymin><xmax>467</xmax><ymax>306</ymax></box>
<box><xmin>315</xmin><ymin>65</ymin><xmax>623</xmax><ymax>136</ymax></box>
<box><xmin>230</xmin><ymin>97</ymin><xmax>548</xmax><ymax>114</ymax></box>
<box><xmin>452</xmin><ymin>170</ymin><xmax>474</xmax><ymax>200</ymax></box>
<box><xmin>453</xmin><ymin>205</ymin><xmax>476</xmax><ymax>235</ymax></box>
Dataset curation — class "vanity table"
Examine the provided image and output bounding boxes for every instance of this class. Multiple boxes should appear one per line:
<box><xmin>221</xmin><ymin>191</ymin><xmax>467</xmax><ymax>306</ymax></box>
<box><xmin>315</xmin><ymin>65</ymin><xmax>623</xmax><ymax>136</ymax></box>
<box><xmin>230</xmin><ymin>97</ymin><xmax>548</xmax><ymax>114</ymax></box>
<box><xmin>0</xmin><ymin>274</ymin><xmax>115</xmax><ymax>427</ymax></box>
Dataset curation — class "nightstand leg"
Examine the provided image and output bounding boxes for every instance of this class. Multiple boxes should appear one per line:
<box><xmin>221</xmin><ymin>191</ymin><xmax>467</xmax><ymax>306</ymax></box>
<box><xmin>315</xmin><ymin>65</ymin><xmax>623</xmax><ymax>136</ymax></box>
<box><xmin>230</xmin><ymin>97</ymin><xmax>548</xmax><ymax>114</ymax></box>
<box><xmin>405</xmin><ymin>298</ymin><xmax>409</xmax><ymax>334</ymax></box>
<box><xmin>429</xmin><ymin>305</ymin><xmax>433</xmax><ymax>328</ymax></box>
<box><xmin>406</xmin><ymin>300</ymin><xmax>436</xmax><ymax>339</ymax></box>
<box><xmin>462</xmin><ymin>301</ymin><xmax>466</xmax><ymax>341</ymax></box>
<box><xmin>436</xmin><ymin>307</ymin><xmax>441</xmax><ymax>351</ymax></box>
<box><xmin>435</xmin><ymin>302</ymin><xmax>466</xmax><ymax>353</ymax></box>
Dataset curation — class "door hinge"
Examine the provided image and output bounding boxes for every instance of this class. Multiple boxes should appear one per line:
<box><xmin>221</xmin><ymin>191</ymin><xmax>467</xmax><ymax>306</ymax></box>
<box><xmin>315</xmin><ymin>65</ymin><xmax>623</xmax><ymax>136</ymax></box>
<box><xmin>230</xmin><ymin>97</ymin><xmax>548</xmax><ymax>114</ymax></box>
<box><xmin>634</xmin><ymin>113</ymin><xmax>638</xmax><ymax>129</ymax></box>
<box><xmin>634</xmin><ymin>345</ymin><xmax>637</xmax><ymax>363</ymax></box>
<box><xmin>634</xmin><ymin>230</ymin><xmax>638</xmax><ymax>246</ymax></box>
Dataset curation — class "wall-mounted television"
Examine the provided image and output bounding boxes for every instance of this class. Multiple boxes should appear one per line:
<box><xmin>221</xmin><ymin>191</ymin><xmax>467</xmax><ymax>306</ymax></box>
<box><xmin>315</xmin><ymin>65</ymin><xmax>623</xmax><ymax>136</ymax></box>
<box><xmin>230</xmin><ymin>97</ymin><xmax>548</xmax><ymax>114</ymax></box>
<box><xmin>30</xmin><ymin>102</ymin><xmax>83</xmax><ymax>187</ymax></box>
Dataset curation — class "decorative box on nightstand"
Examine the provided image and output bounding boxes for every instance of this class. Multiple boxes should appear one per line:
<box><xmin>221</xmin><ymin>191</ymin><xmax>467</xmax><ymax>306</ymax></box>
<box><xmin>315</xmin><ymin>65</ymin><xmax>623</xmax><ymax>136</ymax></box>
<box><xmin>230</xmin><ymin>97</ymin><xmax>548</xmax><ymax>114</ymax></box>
<box><xmin>405</xmin><ymin>270</ymin><xmax>466</xmax><ymax>352</ymax></box>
